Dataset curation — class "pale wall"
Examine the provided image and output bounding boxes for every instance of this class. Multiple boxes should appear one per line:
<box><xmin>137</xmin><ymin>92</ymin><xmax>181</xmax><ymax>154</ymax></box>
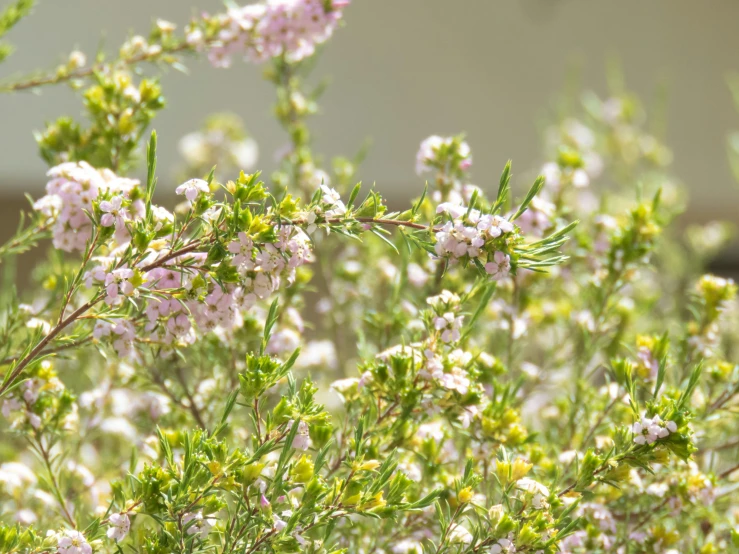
<box><xmin>1</xmin><ymin>0</ymin><xmax>738</xmax><ymax>224</ymax></box>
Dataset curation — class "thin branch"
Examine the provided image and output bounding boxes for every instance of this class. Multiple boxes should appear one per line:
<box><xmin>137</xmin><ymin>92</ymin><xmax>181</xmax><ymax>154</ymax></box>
<box><xmin>174</xmin><ymin>366</ymin><xmax>207</xmax><ymax>430</ymax></box>
<box><xmin>0</xmin><ymin>295</ymin><xmax>103</xmax><ymax>397</ymax></box>
<box><xmin>0</xmin><ymin>336</ymin><xmax>93</xmax><ymax>366</ymax></box>
<box><xmin>719</xmin><ymin>462</ymin><xmax>739</xmax><ymax>480</ymax></box>
<box><xmin>1</xmin><ymin>42</ymin><xmax>191</xmax><ymax>93</ymax></box>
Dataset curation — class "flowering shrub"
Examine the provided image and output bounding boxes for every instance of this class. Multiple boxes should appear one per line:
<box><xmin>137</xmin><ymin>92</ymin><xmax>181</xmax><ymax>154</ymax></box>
<box><xmin>0</xmin><ymin>1</ymin><xmax>738</xmax><ymax>553</ymax></box>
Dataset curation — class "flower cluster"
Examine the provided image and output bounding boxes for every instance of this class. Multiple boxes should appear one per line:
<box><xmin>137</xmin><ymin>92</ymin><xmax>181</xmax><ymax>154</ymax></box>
<box><xmin>415</xmin><ymin>134</ymin><xmax>480</xmax><ymax>205</ymax></box>
<box><xmin>34</xmin><ymin>161</ymin><xmax>142</xmax><ymax>252</ymax></box>
<box><xmin>435</xmin><ymin>202</ymin><xmax>516</xmax><ymax>279</ymax></box>
<box><xmin>1</xmin><ymin>361</ymin><xmax>74</xmax><ymax>432</ymax></box>
<box><xmin>178</xmin><ymin>113</ymin><xmax>259</xmax><ymax>177</ymax></box>
<box><xmin>203</xmin><ymin>0</ymin><xmax>350</xmax><ymax>67</ymax></box>
<box><xmin>300</xmin><ymin>184</ymin><xmax>347</xmax><ymax>234</ymax></box>
<box><xmin>632</xmin><ymin>414</ymin><xmax>678</xmax><ymax>445</ymax></box>
<box><xmin>416</xmin><ymin>134</ymin><xmax>472</xmax><ymax>176</ymax></box>
<box><xmin>541</xmin><ymin>119</ymin><xmax>603</xmax><ymax>191</ymax></box>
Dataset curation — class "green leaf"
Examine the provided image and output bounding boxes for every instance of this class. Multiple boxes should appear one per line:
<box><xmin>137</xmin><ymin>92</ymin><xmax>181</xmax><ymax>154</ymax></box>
<box><xmin>677</xmin><ymin>361</ymin><xmax>703</xmax><ymax>411</ymax></box>
<box><xmin>412</xmin><ymin>183</ymin><xmax>428</xmax><ymax>216</ymax></box>
<box><xmin>370</xmin><ymin>228</ymin><xmax>399</xmax><ymax>254</ymax></box>
<box><xmin>653</xmin><ymin>354</ymin><xmax>667</xmax><ymax>398</ymax></box>
<box><xmin>346</xmin><ymin>182</ymin><xmax>362</xmax><ymax>209</ymax></box>
<box><xmin>460</xmin><ymin>281</ymin><xmax>496</xmax><ymax>341</ymax></box>
<box><xmin>494</xmin><ymin>160</ymin><xmax>512</xmax><ymax>212</ymax></box>
<box><xmin>261</xmin><ymin>298</ymin><xmax>280</xmax><ymax>354</ymax></box>
<box><xmin>0</xmin><ymin>0</ymin><xmax>34</xmax><ymax>64</ymax></box>
<box><xmin>511</xmin><ymin>175</ymin><xmax>545</xmax><ymax>221</ymax></box>
<box><xmin>145</xmin><ymin>130</ymin><xmax>157</xmax><ymax>220</ymax></box>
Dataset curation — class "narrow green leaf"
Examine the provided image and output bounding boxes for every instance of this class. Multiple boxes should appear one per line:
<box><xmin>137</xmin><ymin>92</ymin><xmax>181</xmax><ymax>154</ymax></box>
<box><xmin>511</xmin><ymin>175</ymin><xmax>545</xmax><ymax>221</ymax></box>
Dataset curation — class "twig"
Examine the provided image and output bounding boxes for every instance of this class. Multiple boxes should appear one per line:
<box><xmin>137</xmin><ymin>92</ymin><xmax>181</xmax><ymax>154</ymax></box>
<box><xmin>719</xmin><ymin>462</ymin><xmax>739</xmax><ymax>480</ymax></box>
<box><xmin>0</xmin><ymin>336</ymin><xmax>93</xmax><ymax>366</ymax></box>
<box><xmin>174</xmin><ymin>366</ymin><xmax>207</xmax><ymax>430</ymax></box>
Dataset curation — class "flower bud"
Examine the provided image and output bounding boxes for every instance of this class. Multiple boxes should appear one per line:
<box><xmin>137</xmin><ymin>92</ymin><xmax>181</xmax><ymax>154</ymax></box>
<box><xmin>457</xmin><ymin>486</ymin><xmax>473</xmax><ymax>504</ymax></box>
<box><xmin>357</xmin><ymin>459</ymin><xmax>381</xmax><ymax>472</ymax></box>
<box><xmin>241</xmin><ymin>462</ymin><xmax>265</xmax><ymax>486</ymax></box>
<box><xmin>488</xmin><ymin>504</ymin><xmax>505</xmax><ymax>526</ymax></box>
<box><xmin>511</xmin><ymin>459</ymin><xmax>533</xmax><ymax>481</ymax></box>
<box><xmin>290</xmin><ymin>454</ymin><xmax>314</xmax><ymax>484</ymax></box>
<box><xmin>494</xmin><ymin>460</ymin><xmax>511</xmax><ymax>483</ymax></box>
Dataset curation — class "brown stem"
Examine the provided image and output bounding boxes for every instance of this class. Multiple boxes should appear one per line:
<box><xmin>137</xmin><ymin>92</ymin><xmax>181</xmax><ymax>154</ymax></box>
<box><xmin>174</xmin><ymin>367</ymin><xmax>207</xmax><ymax>430</ymax></box>
<box><xmin>0</xmin><ymin>336</ymin><xmax>93</xmax><ymax>366</ymax></box>
<box><xmin>580</xmin><ymin>396</ymin><xmax>619</xmax><ymax>450</ymax></box>
<box><xmin>557</xmin><ymin>465</ymin><xmax>608</xmax><ymax>498</ymax></box>
<box><xmin>719</xmin><ymin>462</ymin><xmax>739</xmax><ymax>480</ymax></box>
<box><xmin>303</xmin><ymin>216</ymin><xmax>430</xmax><ymax>231</ymax></box>
<box><xmin>0</xmin><ymin>238</ymin><xmax>205</xmax><ymax>396</ymax></box>
<box><xmin>1</xmin><ymin>42</ymin><xmax>194</xmax><ymax>93</ymax></box>
<box><xmin>0</xmin><ymin>296</ymin><xmax>102</xmax><ymax>397</ymax></box>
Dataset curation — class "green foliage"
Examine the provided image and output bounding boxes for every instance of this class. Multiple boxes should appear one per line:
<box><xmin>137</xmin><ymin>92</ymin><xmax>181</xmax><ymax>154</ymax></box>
<box><xmin>0</xmin><ymin>0</ymin><xmax>34</xmax><ymax>63</ymax></box>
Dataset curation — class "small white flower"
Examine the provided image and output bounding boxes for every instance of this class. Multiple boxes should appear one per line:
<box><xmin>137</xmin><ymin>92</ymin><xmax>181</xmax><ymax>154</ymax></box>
<box><xmin>104</xmin><ymin>267</ymin><xmax>135</xmax><ymax>305</ymax></box>
<box><xmin>107</xmin><ymin>512</ymin><xmax>131</xmax><ymax>542</ymax></box>
<box><xmin>485</xmin><ymin>251</ymin><xmax>511</xmax><ymax>281</ymax></box>
<box><xmin>228</xmin><ymin>232</ymin><xmax>254</xmax><ymax>267</ymax></box>
<box><xmin>182</xmin><ymin>511</ymin><xmax>214</xmax><ymax>539</ymax></box>
<box><xmin>273</xmin><ymin>515</ymin><xmax>287</xmax><ymax>531</ymax></box>
<box><xmin>392</xmin><ymin>539</ymin><xmax>423</xmax><ymax>554</ymax></box>
<box><xmin>68</xmin><ymin>50</ymin><xmax>87</xmax><ymax>69</ymax></box>
<box><xmin>156</xmin><ymin>19</ymin><xmax>176</xmax><ymax>33</ymax></box>
<box><xmin>100</xmin><ymin>195</ymin><xmax>127</xmax><ymax>227</ymax></box>
<box><xmin>572</xmin><ymin>168</ymin><xmax>590</xmax><ymax>188</ymax></box>
<box><xmin>57</xmin><ymin>530</ymin><xmax>92</xmax><ymax>554</ymax></box>
<box><xmin>289</xmin><ymin>420</ymin><xmax>312</xmax><ymax>451</ymax></box>
<box><xmin>490</xmin><ymin>537</ymin><xmax>516</xmax><ymax>553</ymax></box>
<box><xmin>27</xmin><ymin>318</ymin><xmax>51</xmax><ymax>334</ymax></box>
<box><xmin>448</xmin><ymin>523</ymin><xmax>473</xmax><ymax>544</ymax></box>
<box><xmin>434</xmin><ymin>311</ymin><xmax>463</xmax><ymax>343</ymax></box>
<box><xmin>176</xmin><ymin>178</ymin><xmax>210</xmax><ymax>202</ymax></box>
<box><xmin>632</xmin><ymin>419</ymin><xmax>652</xmax><ymax>445</ymax></box>
<box><xmin>632</xmin><ymin>415</ymin><xmax>676</xmax><ymax>445</ymax></box>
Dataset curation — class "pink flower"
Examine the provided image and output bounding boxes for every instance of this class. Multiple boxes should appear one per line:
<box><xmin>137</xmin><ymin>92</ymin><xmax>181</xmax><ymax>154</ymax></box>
<box><xmin>107</xmin><ymin>512</ymin><xmax>131</xmax><ymax>542</ymax></box>
<box><xmin>485</xmin><ymin>251</ymin><xmax>511</xmax><ymax>281</ymax></box>
<box><xmin>205</xmin><ymin>0</ymin><xmax>348</xmax><ymax>66</ymax></box>
<box><xmin>167</xmin><ymin>313</ymin><xmax>192</xmax><ymax>338</ymax></box>
<box><xmin>228</xmin><ymin>232</ymin><xmax>254</xmax><ymax>267</ymax></box>
<box><xmin>182</xmin><ymin>511</ymin><xmax>214</xmax><ymax>539</ymax></box>
<box><xmin>289</xmin><ymin>420</ymin><xmax>312</xmax><ymax>451</ymax></box>
<box><xmin>38</xmin><ymin>162</ymin><xmax>141</xmax><ymax>252</ymax></box>
<box><xmin>99</xmin><ymin>195</ymin><xmax>128</xmax><ymax>228</ymax></box>
<box><xmin>104</xmin><ymin>267</ymin><xmax>135</xmax><ymax>305</ymax></box>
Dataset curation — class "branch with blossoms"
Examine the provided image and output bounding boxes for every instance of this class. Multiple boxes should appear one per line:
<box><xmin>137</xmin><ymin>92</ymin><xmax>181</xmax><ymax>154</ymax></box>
<box><xmin>0</xmin><ymin>132</ymin><xmax>573</xmax><ymax>400</ymax></box>
<box><xmin>0</xmin><ymin>1</ymin><xmax>350</xmax><ymax>93</ymax></box>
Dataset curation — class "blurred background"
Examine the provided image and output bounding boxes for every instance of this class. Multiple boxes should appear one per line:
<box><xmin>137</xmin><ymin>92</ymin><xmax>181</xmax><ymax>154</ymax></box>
<box><xmin>1</xmin><ymin>0</ymin><xmax>738</xmax><ymax>266</ymax></box>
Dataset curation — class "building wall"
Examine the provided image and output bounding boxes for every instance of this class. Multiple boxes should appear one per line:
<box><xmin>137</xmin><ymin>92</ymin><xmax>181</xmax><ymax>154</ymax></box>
<box><xmin>1</xmin><ymin>0</ymin><xmax>738</xmax><ymax>226</ymax></box>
